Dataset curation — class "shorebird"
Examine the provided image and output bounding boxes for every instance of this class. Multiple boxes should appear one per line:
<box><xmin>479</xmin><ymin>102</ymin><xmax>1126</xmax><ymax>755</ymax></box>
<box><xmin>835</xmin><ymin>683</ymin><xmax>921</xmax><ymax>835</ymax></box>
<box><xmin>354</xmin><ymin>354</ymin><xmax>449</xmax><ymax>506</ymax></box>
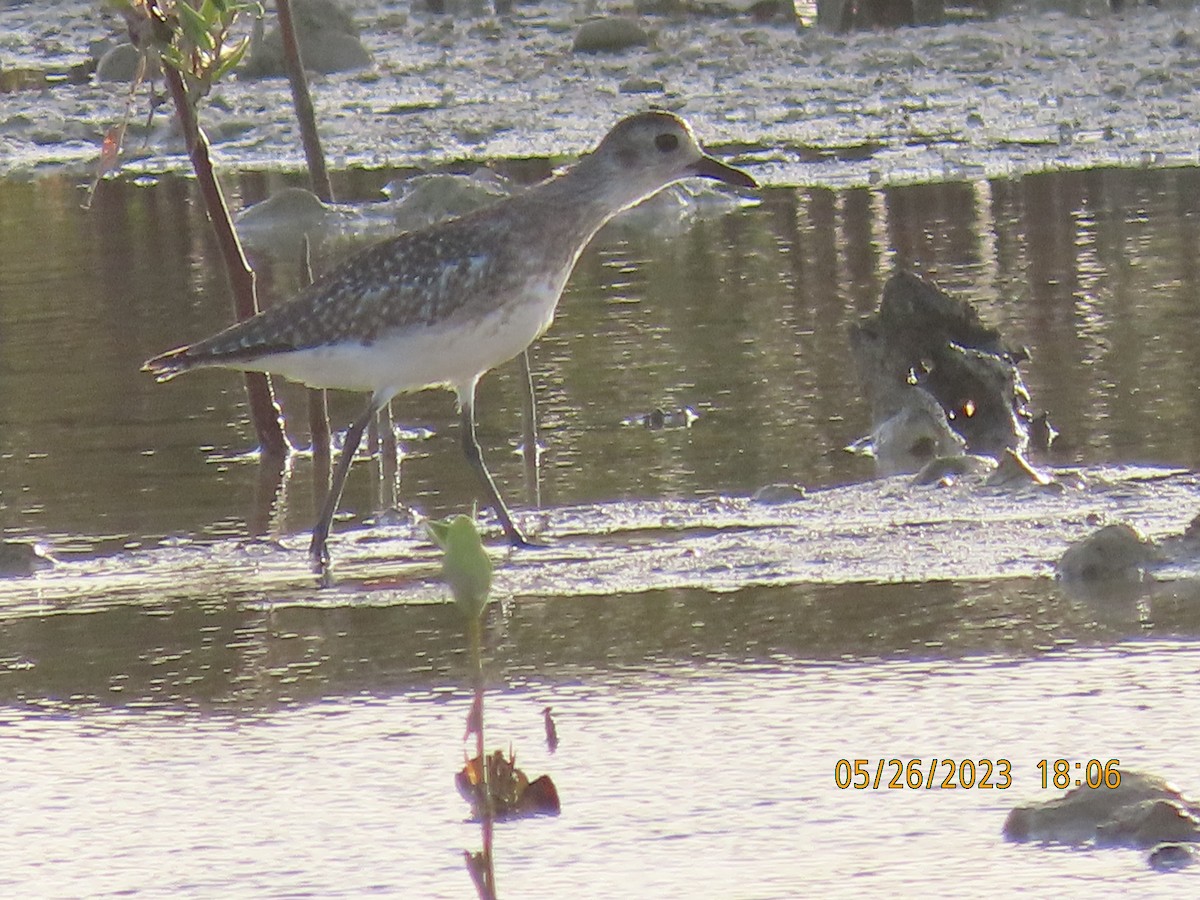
<box><xmin>144</xmin><ymin>110</ymin><xmax>757</xmax><ymax>575</ymax></box>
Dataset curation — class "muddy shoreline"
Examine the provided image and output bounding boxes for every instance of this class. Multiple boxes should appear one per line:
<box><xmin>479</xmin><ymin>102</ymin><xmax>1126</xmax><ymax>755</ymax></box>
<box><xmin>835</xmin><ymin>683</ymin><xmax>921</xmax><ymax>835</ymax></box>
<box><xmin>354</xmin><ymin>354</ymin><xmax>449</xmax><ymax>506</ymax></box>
<box><xmin>4</xmin><ymin>2</ymin><xmax>1200</xmax><ymax>183</ymax></box>
<box><xmin>5</xmin><ymin>465</ymin><xmax>1198</xmax><ymax>607</ymax></box>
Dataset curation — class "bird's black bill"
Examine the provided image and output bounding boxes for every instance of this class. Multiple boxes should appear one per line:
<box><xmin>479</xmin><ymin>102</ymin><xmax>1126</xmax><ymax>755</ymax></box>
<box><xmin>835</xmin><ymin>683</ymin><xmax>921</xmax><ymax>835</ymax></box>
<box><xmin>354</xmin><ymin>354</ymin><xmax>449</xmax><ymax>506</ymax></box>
<box><xmin>691</xmin><ymin>154</ymin><xmax>757</xmax><ymax>189</ymax></box>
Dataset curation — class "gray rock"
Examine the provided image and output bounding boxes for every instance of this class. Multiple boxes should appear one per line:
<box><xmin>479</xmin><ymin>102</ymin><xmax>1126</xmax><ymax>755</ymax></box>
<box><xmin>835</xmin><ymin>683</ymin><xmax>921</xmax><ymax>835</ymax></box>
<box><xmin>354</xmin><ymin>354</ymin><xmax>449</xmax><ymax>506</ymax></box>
<box><xmin>1004</xmin><ymin>771</ymin><xmax>1200</xmax><ymax>848</ymax></box>
<box><xmin>1149</xmin><ymin>842</ymin><xmax>1195</xmax><ymax>871</ymax></box>
<box><xmin>619</xmin><ymin>76</ymin><xmax>665</xmax><ymax>94</ymax></box>
<box><xmin>0</xmin><ymin>541</ymin><xmax>55</xmax><ymax>577</ymax></box>
<box><xmin>387</xmin><ymin>171</ymin><xmax>511</xmax><ymax>232</ymax></box>
<box><xmin>572</xmin><ymin>18</ymin><xmax>652</xmax><ymax>54</ymax></box>
<box><xmin>95</xmin><ymin>43</ymin><xmax>160</xmax><ymax>83</ymax></box>
<box><xmin>751</xmin><ymin>483</ymin><xmax>806</xmax><ymax>503</ymax></box>
<box><xmin>1096</xmin><ymin>798</ymin><xmax>1200</xmax><ymax>849</ymax></box>
<box><xmin>1057</xmin><ymin>522</ymin><xmax>1161</xmax><ymax>582</ymax></box>
<box><xmin>235</xmin><ymin>187</ymin><xmax>341</xmax><ymax>253</ymax></box>
<box><xmin>872</xmin><ymin>387</ymin><xmax>965</xmax><ymax>476</ymax></box>
<box><xmin>242</xmin><ymin>0</ymin><xmax>372</xmax><ymax>79</ymax></box>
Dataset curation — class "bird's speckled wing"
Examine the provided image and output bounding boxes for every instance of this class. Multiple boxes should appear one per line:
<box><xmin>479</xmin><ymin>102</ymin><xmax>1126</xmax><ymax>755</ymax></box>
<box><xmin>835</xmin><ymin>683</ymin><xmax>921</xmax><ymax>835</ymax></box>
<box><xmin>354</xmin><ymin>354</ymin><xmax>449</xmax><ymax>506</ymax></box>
<box><xmin>145</xmin><ymin>211</ymin><xmax>514</xmax><ymax>378</ymax></box>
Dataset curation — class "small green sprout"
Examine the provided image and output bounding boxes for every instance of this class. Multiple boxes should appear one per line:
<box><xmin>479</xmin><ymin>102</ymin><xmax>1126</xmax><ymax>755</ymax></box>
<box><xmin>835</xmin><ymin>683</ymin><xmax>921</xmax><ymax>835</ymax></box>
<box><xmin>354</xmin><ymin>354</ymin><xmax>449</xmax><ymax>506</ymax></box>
<box><xmin>426</xmin><ymin>515</ymin><xmax>493</xmax><ymax>622</ymax></box>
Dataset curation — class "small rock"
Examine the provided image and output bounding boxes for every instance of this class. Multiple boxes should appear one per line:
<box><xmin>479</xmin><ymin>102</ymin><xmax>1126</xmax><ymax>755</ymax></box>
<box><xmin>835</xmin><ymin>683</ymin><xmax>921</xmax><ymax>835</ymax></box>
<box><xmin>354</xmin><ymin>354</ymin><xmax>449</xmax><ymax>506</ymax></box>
<box><xmin>751</xmin><ymin>483</ymin><xmax>806</xmax><ymax>503</ymax></box>
<box><xmin>387</xmin><ymin>170</ymin><xmax>512</xmax><ymax>231</ymax></box>
<box><xmin>95</xmin><ymin>43</ymin><xmax>160</xmax><ymax>83</ymax></box>
<box><xmin>242</xmin><ymin>0</ymin><xmax>372</xmax><ymax>78</ymax></box>
<box><xmin>572</xmin><ymin>18</ymin><xmax>652</xmax><ymax>54</ymax></box>
<box><xmin>619</xmin><ymin>76</ymin><xmax>664</xmax><ymax>94</ymax></box>
<box><xmin>1004</xmin><ymin>771</ymin><xmax>1200</xmax><ymax>847</ymax></box>
<box><xmin>1149</xmin><ymin>842</ymin><xmax>1195</xmax><ymax>871</ymax></box>
<box><xmin>237</xmin><ymin>186</ymin><xmax>330</xmax><ymax>229</ymax></box>
<box><xmin>0</xmin><ymin>541</ymin><xmax>55</xmax><ymax>577</ymax></box>
<box><xmin>1057</xmin><ymin>522</ymin><xmax>1161</xmax><ymax>582</ymax></box>
<box><xmin>913</xmin><ymin>454</ymin><xmax>995</xmax><ymax>486</ymax></box>
<box><xmin>235</xmin><ymin>187</ymin><xmax>345</xmax><ymax>254</ymax></box>
<box><xmin>869</xmin><ymin>387</ymin><xmax>965</xmax><ymax>477</ymax></box>
<box><xmin>1096</xmin><ymin>799</ymin><xmax>1200</xmax><ymax>849</ymax></box>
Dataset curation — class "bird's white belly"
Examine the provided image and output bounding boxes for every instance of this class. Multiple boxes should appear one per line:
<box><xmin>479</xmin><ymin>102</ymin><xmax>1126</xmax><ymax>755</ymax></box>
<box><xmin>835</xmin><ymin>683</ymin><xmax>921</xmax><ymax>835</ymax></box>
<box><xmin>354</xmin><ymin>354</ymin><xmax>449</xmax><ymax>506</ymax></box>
<box><xmin>238</xmin><ymin>286</ymin><xmax>558</xmax><ymax>400</ymax></box>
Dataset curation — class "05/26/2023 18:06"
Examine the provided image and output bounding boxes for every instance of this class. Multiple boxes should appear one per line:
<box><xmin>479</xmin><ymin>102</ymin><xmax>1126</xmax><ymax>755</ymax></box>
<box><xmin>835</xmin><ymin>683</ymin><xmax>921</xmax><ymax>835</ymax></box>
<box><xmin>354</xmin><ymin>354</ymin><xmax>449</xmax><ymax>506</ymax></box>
<box><xmin>833</xmin><ymin>758</ymin><xmax>1125</xmax><ymax>791</ymax></box>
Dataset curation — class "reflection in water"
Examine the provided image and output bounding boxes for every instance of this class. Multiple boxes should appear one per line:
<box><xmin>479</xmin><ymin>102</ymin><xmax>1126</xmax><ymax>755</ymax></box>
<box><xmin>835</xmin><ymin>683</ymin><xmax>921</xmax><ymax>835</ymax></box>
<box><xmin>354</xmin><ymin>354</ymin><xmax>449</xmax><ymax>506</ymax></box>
<box><xmin>7</xmin><ymin>164</ymin><xmax>1200</xmax><ymax>893</ymax></box>
<box><xmin>2</xmin><ymin>601</ymin><xmax>1198</xmax><ymax>898</ymax></box>
<box><xmin>4</xmin><ymin>163</ymin><xmax>1200</xmax><ymax>895</ymax></box>
<box><xmin>4</xmin><ymin>578</ymin><xmax>1199</xmax><ymax>713</ymax></box>
<box><xmin>5</xmin><ymin>167</ymin><xmax>1200</xmax><ymax>552</ymax></box>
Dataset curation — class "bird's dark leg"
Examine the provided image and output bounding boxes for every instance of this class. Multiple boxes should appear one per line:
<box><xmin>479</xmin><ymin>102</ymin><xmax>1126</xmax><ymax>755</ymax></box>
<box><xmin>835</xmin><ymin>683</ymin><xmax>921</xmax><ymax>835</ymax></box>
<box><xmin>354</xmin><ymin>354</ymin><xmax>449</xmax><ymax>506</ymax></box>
<box><xmin>310</xmin><ymin>398</ymin><xmax>378</xmax><ymax>575</ymax></box>
<box><xmin>460</xmin><ymin>392</ymin><xmax>536</xmax><ymax>548</ymax></box>
<box><xmin>518</xmin><ymin>348</ymin><xmax>541</xmax><ymax>510</ymax></box>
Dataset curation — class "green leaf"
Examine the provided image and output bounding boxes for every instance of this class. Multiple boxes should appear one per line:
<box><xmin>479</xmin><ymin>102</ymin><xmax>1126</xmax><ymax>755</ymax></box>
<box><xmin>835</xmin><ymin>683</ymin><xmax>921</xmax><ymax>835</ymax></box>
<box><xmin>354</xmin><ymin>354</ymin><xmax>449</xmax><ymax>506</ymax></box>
<box><xmin>210</xmin><ymin>35</ymin><xmax>250</xmax><ymax>83</ymax></box>
<box><xmin>161</xmin><ymin>45</ymin><xmax>187</xmax><ymax>75</ymax></box>
<box><xmin>176</xmin><ymin>2</ymin><xmax>216</xmax><ymax>54</ymax></box>
<box><xmin>426</xmin><ymin>518</ymin><xmax>452</xmax><ymax>551</ymax></box>
<box><xmin>427</xmin><ymin>515</ymin><xmax>493</xmax><ymax>621</ymax></box>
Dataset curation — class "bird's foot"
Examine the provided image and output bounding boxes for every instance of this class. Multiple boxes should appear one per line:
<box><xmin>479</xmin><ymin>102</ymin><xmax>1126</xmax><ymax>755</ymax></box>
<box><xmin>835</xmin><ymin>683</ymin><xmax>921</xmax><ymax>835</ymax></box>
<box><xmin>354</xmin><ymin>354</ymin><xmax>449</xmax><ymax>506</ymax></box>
<box><xmin>308</xmin><ymin>538</ymin><xmax>334</xmax><ymax>585</ymax></box>
<box><xmin>505</xmin><ymin>528</ymin><xmax>550</xmax><ymax>550</ymax></box>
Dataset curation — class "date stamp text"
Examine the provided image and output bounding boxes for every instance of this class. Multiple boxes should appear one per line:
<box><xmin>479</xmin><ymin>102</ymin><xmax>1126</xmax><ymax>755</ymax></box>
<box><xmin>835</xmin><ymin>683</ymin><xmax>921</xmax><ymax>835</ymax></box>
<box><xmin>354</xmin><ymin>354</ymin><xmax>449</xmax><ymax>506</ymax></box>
<box><xmin>833</xmin><ymin>758</ymin><xmax>1122</xmax><ymax>790</ymax></box>
<box><xmin>834</xmin><ymin>758</ymin><xmax>1012</xmax><ymax>790</ymax></box>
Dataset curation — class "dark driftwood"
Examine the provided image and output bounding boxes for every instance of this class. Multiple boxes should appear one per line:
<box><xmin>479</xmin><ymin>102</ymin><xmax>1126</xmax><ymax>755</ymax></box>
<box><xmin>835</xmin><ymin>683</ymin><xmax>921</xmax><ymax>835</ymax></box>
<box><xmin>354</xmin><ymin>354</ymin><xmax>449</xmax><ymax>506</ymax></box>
<box><xmin>850</xmin><ymin>270</ymin><xmax>1042</xmax><ymax>459</ymax></box>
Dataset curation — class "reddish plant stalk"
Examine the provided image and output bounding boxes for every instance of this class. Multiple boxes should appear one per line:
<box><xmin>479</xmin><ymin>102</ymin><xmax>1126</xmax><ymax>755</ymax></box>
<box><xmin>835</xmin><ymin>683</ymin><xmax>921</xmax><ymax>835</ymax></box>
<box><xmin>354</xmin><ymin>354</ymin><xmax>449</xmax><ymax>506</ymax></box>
<box><xmin>275</xmin><ymin>0</ymin><xmax>336</xmax><ymax>474</ymax></box>
<box><xmin>162</xmin><ymin>64</ymin><xmax>290</xmax><ymax>460</ymax></box>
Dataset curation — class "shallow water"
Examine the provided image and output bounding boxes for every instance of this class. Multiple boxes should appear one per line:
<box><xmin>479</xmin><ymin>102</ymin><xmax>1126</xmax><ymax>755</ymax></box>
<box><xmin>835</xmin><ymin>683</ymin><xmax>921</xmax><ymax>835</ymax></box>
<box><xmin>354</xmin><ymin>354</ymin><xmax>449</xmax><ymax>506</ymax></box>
<box><xmin>4</xmin><ymin>585</ymin><xmax>1200</xmax><ymax>897</ymax></box>
<box><xmin>8</xmin><ymin>166</ymin><xmax>1200</xmax><ymax>554</ymax></box>
<box><xmin>5</xmin><ymin>153</ymin><xmax>1200</xmax><ymax>890</ymax></box>
<box><xmin>9</xmin><ymin>0</ymin><xmax>1200</xmax><ymax>891</ymax></box>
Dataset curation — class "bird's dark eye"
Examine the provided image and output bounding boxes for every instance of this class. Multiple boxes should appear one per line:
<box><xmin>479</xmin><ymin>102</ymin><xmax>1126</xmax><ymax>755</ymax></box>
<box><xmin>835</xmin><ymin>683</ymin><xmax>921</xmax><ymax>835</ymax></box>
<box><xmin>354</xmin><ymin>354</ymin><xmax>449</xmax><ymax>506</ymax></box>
<box><xmin>655</xmin><ymin>133</ymin><xmax>679</xmax><ymax>153</ymax></box>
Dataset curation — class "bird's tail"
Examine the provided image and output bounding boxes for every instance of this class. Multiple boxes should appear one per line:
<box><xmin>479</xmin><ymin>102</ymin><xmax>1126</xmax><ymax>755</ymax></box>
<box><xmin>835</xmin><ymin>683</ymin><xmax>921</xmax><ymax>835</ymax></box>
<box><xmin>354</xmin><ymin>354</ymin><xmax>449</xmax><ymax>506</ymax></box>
<box><xmin>141</xmin><ymin>345</ymin><xmax>196</xmax><ymax>382</ymax></box>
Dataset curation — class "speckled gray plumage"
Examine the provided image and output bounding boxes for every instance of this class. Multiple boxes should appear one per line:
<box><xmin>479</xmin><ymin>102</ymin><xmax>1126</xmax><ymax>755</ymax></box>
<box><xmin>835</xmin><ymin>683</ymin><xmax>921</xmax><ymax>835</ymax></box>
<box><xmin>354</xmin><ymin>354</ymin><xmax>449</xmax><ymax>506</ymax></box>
<box><xmin>142</xmin><ymin>111</ymin><xmax>757</xmax><ymax>574</ymax></box>
<box><xmin>144</xmin><ymin>111</ymin><xmax>755</xmax><ymax>384</ymax></box>
<box><xmin>149</xmin><ymin>197</ymin><xmax>575</xmax><ymax>372</ymax></box>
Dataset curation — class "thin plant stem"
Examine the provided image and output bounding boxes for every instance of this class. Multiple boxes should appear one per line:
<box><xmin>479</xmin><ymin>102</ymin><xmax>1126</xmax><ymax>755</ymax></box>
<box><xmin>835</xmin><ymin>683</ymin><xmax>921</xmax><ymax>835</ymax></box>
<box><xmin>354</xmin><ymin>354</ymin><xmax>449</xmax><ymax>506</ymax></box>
<box><xmin>299</xmin><ymin>235</ymin><xmax>332</xmax><ymax>505</ymax></box>
<box><xmin>468</xmin><ymin>615</ymin><xmax>496</xmax><ymax>899</ymax></box>
<box><xmin>161</xmin><ymin>63</ymin><xmax>289</xmax><ymax>460</ymax></box>
<box><xmin>274</xmin><ymin>0</ymin><xmax>334</xmax><ymax>476</ymax></box>
<box><xmin>378</xmin><ymin>402</ymin><xmax>399</xmax><ymax>511</ymax></box>
<box><xmin>275</xmin><ymin>0</ymin><xmax>333</xmax><ymax>203</ymax></box>
<box><xmin>518</xmin><ymin>349</ymin><xmax>541</xmax><ymax>509</ymax></box>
